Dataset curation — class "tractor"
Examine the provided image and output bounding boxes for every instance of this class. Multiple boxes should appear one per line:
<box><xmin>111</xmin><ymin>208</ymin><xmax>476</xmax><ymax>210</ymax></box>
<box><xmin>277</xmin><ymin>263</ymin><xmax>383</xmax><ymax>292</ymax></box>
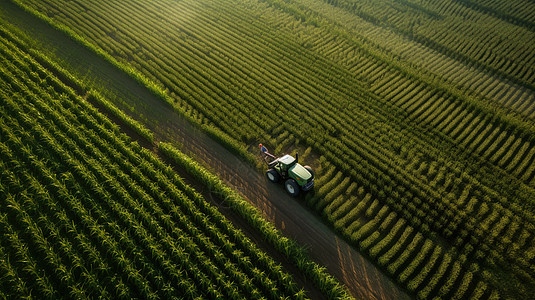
<box><xmin>259</xmin><ymin>144</ymin><xmax>314</xmax><ymax>196</ymax></box>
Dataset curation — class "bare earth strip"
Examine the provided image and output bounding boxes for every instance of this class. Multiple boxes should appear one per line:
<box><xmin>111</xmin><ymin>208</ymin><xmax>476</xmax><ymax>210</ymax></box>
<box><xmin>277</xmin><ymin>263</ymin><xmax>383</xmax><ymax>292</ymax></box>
<box><xmin>0</xmin><ymin>1</ymin><xmax>411</xmax><ymax>299</ymax></box>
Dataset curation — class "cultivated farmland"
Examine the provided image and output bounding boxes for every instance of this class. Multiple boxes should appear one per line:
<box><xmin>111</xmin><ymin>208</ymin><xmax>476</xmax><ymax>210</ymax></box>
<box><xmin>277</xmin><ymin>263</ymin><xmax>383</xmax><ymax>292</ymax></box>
<box><xmin>3</xmin><ymin>0</ymin><xmax>535</xmax><ymax>299</ymax></box>
<box><xmin>0</xmin><ymin>25</ymin><xmax>351</xmax><ymax>298</ymax></box>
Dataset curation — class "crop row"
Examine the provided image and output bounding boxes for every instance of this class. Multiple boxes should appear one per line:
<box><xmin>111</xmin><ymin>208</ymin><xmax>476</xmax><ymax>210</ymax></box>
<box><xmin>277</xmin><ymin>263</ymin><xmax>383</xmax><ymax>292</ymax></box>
<box><xmin>157</xmin><ymin>142</ymin><xmax>350</xmax><ymax>298</ymax></box>
<box><xmin>319</xmin><ymin>0</ymin><xmax>535</xmax><ymax>88</ymax></box>
<box><xmin>17</xmin><ymin>0</ymin><xmax>534</xmax><ymax>196</ymax></box>
<box><xmin>376</xmin><ymin>74</ymin><xmax>535</xmax><ymax>182</ymax></box>
<box><xmin>322</xmin><ymin>178</ymin><xmax>499</xmax><ymax>299</ymax></box>
<box><xmin>320</xmin><ymin>0</ymin><xmax>535</xmax><ymax>118</ymax></box>
<box><xmin>284</xmin><ymin>0</ymin><xmax>533</xmax><ymax>157</ymax></box>
<box><xmin>283</xmin><ymin>1</ymin><xmax>535</xmax><ymax>183</ymax></box>
<box><xmin>285</xmin><ymin>2</ymin><xmax>535</xmax><ymax>203</ymax></box>
<box><xmin>0</xmin><ymin>32</ymin><xmax>312</xmax><ymax>299</ymax></box>
<box><xmin>26</xmin><ymin>0</ymin><xmax>535</xmax><ymax>205</ymax></box>
<box><xmin>11</xmin><ymin>0</ymin><xmax>535</xmax><ymax>298</ymax></box>
<box><xmin>21</xmin><ymin>4</ymin><xmax>520</xmax><ymax>300</ymax></box>
<box><xmin>457</xmin><ymin>0</ymin><xmax>535</xmax><ymax>28</ymax></box>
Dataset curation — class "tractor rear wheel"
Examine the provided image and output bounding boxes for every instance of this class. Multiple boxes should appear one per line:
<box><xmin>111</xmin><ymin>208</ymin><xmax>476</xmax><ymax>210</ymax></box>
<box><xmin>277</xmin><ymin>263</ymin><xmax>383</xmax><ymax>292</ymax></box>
<box><xmin>285</xmin><ymin>179</ymin><xmax>300</xmax><ymax>197</ymax></box>
<box><xmin>266</xmin><ymin>169</ymin><xmax>280</xmax><ymax>183</ymax></box>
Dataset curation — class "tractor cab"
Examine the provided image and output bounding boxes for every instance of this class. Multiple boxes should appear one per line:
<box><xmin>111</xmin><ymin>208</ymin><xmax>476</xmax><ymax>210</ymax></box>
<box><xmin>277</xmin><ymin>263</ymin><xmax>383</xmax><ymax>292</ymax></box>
<box><xmin>274</xmin><ymin>154</ymin><xmax>296</xmax><ymax>176</ymax></box>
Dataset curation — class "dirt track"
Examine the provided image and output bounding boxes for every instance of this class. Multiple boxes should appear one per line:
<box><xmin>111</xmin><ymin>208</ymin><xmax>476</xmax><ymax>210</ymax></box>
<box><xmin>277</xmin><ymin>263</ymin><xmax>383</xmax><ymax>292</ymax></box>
<box><xmin>0</xmin><ymin>1</ymin><xmax>411</xmax><ymax>298</ymax></box>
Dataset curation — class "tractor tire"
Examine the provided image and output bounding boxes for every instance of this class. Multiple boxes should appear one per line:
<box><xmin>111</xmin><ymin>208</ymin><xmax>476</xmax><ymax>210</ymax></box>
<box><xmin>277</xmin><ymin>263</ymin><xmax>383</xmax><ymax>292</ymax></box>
<box><xmin>304</xmin><ymin>165</ymin><xmax>315</xmax><ymax>179</ymax></box>
<box><xmin>285</xmin><ymin>179</ymin><xmax>300</xmax><ymax>197</ymax></box>
<box><xmin>266</xmin><ymin>169</ymin><xmax>280</xmax><ymax>183</ymax></box>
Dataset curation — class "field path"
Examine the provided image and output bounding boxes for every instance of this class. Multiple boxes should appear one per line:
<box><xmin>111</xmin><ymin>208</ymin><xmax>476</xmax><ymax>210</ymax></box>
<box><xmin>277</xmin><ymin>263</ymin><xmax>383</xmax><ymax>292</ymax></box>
<box><xmin>0</xmin><ymin>1</ymin><xmax>410</xmax><ymax>299</ymax></box>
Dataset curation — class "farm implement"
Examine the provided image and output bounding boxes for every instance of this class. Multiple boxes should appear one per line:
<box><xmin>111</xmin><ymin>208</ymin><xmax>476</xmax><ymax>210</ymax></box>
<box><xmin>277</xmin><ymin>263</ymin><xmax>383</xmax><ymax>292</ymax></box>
<box><xmin>259</xmin><ymin>144</ymin><xmax>314</xmax><ymax>196</ymax></box>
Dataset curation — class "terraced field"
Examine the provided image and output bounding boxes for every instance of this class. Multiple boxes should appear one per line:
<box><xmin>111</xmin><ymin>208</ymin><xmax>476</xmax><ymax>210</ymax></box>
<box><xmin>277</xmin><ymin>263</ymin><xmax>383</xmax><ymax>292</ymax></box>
<box><xmin>2</xmin><ymin>0</ymin><xmax>535</xmax><ymax>298</ymax></box>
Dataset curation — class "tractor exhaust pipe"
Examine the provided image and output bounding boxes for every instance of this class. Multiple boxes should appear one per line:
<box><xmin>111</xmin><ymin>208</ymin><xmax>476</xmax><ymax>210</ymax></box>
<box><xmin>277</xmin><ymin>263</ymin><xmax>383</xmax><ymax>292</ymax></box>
<box><xmin>296</xmin><ymin>152</ymin><xmax>299</xmax><ymax>163</ymax></box>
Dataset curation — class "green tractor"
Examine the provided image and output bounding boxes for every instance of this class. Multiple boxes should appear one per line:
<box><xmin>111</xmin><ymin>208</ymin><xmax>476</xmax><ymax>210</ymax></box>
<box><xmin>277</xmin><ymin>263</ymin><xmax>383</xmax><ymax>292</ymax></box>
<box><xmin>260</xmin><ymin>144</ymin><xmax>314</xmax><ymax>196</ymax></box>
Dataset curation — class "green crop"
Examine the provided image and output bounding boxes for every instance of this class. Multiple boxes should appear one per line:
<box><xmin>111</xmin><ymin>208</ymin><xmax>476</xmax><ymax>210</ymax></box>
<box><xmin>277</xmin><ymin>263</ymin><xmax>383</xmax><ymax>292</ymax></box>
<box><xmin>4</xmin><ymin>0</ymin><xmax>535</xmax><ymax>298</ymax></box>
<box><xmin>0</xmin><ymin>29</ymin><xmax>349</xmax><ymax>299</ymax></box>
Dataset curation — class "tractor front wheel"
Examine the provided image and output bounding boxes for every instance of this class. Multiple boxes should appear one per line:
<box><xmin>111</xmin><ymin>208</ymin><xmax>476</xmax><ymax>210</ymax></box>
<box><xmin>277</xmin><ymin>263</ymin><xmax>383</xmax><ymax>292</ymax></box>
<box><xmin>266</xmin><ymin>169</ymin><xmax>280</xmax><ymax>183</ymax></box>
<box><xmin>285</xmin><ymin>179</ymin><xmax>300</xmax><ymax>197</ymax></box>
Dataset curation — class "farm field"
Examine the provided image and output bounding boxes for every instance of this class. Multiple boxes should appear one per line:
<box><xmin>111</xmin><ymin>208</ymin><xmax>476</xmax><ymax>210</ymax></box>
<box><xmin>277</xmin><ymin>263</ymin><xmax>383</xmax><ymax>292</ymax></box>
<box><xmin>0</xmin><ymin>3</ymin><xmax>409</xmax><ymax>298</ymax></box>
<box><xmin>0</xmin><ymin>15</ymin><xmax>352</xmax><ymax>300</ymax></box>
<box><xmin>2</xmin><ymin>0</ymin><xmax>535</xmax><ymax>299</ymax></box>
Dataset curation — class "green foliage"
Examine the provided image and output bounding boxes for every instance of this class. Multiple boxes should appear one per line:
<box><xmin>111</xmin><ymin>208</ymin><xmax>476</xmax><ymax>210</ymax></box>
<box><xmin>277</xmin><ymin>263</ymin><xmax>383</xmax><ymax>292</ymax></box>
<box><xmin>0</xmin><ymin>33</ymin><xmax>347</xmax><ymax>299</ymax></box>
<box><xmin>5</xmin><ymin>0</ymin><xmax>535</xmax><ymax>298</ymax></box>
<box><xmin>86</xmin><ymin>90</ymin><xmax>154</xmax><ymax>143</ymax></box>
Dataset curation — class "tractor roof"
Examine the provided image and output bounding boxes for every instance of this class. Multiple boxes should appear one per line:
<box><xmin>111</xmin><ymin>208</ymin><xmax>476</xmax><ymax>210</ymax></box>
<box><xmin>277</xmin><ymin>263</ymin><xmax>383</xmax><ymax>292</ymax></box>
<box><xmin>279</xmin><ymin>154</ymin><xmax>296</xmax><ymax>165</ymax></box>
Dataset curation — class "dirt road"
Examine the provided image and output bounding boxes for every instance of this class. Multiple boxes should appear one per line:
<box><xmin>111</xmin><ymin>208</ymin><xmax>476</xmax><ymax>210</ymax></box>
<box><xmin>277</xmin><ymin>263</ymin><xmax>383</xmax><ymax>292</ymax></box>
<box><xmin>0</xmin><ymin>1</ymin><xmax>411</xmax><ymax>298</ymax></box>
